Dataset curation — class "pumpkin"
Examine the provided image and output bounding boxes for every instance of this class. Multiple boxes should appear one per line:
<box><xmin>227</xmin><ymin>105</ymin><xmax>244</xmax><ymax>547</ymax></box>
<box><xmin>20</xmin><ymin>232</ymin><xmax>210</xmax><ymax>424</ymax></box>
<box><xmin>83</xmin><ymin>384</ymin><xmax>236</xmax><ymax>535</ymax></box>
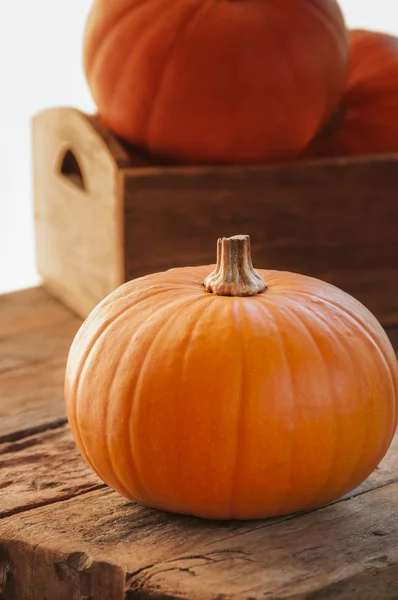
<box><xmin>304</xmin><ymin>29</ymin><xmax>398</xmax><ymax>158</ymax></box>
<box><xmin>65</xmin><ymin>235</ymin><xmax>398</xmax><ymax>520</ymax></box>
<box><xmin>83</xmin><ymin>0</ymin><xmax>348</xmax><ymax>165</ymax></box>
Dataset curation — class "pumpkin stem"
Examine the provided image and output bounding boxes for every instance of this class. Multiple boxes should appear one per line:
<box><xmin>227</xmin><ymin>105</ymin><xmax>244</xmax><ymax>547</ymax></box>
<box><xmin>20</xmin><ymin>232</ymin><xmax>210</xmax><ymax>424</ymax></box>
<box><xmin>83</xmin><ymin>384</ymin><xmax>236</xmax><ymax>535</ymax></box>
<box><xmin>204</xmin><ymin>235</ymin><xmax>267</xmax><ymax>297</ymax></box>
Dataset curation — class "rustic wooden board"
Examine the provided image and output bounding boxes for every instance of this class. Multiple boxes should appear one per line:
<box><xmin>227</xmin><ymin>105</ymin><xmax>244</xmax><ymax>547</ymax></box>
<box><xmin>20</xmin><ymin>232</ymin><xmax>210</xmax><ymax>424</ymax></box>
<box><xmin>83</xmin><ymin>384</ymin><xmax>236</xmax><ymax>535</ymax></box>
<box><xmin>0</xmin><ymin>288</ymin><xmax>80</xmax><ymax>442</ymax></box>
<box><xmin>1</xmin><ymin>287</ymin><xmax>398</xmax><ymax>600</ymax></box>
<box><xmin>0</xmin><ymin>424</ymin><xmax>103</xmax><ymax>519</ymax></box>
<box><xmin>2</xmin><ymin>466</ymin><xmax>398</xmax><ymax>599</ymax></box>
<box><xmin>0</xmin><ymin>287</ymin><xmax>72</xmax><ymax>353</ymax></box>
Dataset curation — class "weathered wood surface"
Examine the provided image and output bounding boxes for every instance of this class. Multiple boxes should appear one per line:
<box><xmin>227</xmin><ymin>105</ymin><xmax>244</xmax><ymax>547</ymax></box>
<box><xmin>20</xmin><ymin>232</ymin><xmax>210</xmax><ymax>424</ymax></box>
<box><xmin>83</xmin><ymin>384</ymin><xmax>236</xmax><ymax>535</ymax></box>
<box><xmin>1</xmin><ymin>287</ymin><xmax>398</xmax><ymax>600</ymax></box>
<box><xmin>0</xmin><ymin>288</ymin><xmax>80</xmax><ymax>442</ymax></box>
<box><xmin>0</xmin><ymin>425</ymin><xmax>103</xmax><ymax>519</ymax></box>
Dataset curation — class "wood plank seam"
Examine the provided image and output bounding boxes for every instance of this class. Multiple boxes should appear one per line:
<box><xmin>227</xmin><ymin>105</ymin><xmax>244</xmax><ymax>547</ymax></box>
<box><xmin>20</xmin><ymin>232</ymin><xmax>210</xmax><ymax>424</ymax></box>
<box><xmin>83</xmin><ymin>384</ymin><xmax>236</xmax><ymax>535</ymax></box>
<box><xmin>0</xmin><ymin>483</ymin><xmax>106</xmax><ymax>520</ymax></box>
<box><xmin>0</xmin><ymin>418</ymin><xmax>69</xmax><ymax>445</ymax></box>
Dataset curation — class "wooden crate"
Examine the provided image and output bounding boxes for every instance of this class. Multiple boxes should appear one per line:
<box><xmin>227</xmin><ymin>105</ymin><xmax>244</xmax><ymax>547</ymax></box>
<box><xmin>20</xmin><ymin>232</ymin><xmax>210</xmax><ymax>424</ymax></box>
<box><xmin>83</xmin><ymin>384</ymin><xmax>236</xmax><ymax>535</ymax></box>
<box><xmin>33</xmin><ymin>107</ymin><xmax>398</xmax><ymax>324</ymax></box>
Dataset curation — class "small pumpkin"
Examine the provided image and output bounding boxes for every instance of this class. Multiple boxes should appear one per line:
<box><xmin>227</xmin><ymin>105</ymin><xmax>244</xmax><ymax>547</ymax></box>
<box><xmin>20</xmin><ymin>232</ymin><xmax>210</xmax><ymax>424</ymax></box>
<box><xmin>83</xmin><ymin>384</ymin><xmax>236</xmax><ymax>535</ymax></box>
<box><xmin>65</xmin><ymin>235</ymin><xmax>398</xmax><ymax>520</ymax></box>
<box><xmin>83</xmin><ymin>0</ymin><xmax>348</xmax><ymax>165</ymax></box>
<box><xmin>304</xmin><ymin>29</ymin><xmax>398</xmax><ymax>158</ymax></box>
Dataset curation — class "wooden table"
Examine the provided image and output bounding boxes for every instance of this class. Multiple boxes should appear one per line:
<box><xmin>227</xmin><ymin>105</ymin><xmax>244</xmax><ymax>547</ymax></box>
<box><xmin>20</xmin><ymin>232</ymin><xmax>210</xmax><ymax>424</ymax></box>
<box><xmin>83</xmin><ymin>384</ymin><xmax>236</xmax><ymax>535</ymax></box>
<box><xmin>1</xmin><ymin>287</ymin><xmax>398</xmax><ymax>600</ymax></box>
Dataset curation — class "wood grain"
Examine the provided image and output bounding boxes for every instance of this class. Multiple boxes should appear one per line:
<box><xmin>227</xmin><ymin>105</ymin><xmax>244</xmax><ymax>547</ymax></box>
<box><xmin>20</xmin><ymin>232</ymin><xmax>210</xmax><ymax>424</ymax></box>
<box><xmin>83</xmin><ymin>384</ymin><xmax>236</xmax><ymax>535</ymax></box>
<box><xmin>0</xmin><ymin>288</ymin><xmax>79</xmax><ymax>442</ymax></box>
<box><xmin>1</xmin><ymin>287</ymin><xmax>398</xmax><ymax>599</ymax></box>
<box><xmin>0</xmin><ymin>358</ymin><xmax>67</xmax><ymax>443</ymax></box>
<box><xmin>123</xmin><ymin>158</ymin><xmax>398</xmax><ymax>326</ymax></box>
<box><xmin>33</xmin><ymin>107</ymin><xmax>128</xmax><ymax>318</ymax></box>
<box><xmin>0</xmin><ymin>287</ymin><xmax>69</xmax><ymax>341</ymax></box>
<box><xmin>0</xmin><ymin>425</ymin><xmax>103</xmax><ymax>518</ymax></box>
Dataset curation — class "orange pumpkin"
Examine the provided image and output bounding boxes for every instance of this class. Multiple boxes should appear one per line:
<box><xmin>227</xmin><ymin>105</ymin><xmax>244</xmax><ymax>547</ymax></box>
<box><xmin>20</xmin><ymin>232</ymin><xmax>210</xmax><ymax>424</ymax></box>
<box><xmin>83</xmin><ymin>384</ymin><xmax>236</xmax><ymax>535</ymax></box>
<box><xmin>304</xmin><ymin>29</ymin><xmax>398</xmax><ymax>158</ymax></box>
<box><xmin>83</xmin><ymin>0</ymin><xmax>348</xmax><ymax>165</ymax></box>
<box><xmin>65</xmin><ymin>235</ymin><xmax>398</xmax><ymax>520</ymax></box>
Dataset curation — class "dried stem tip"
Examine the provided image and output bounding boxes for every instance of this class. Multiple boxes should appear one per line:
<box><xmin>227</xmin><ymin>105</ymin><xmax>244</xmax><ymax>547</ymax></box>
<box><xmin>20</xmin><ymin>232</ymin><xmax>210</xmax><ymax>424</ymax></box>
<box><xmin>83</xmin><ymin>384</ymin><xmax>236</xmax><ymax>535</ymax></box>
<box><xmin>204</xmin><ymin>235</ymin><xmax>267</xmax><ymax>297</ymax></box>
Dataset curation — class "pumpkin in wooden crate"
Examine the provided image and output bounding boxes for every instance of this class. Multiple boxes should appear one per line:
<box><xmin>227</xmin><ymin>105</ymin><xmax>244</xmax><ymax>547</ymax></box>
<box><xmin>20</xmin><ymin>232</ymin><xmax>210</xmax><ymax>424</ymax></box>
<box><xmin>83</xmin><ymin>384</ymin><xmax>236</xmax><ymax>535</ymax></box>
<box><xmin>65</xmin><ymin>235</ymin><xmax>398</xmax><ymax>520</ymax></box>
<box><xmin>83</xmin><ymin>0</ymin><xmax>348</xmax><ymax>165</ymax></box>
<box><xmin>304</xmin><ymin>29</ymin><xmax>398</xmax><ymax>157</ymax></box>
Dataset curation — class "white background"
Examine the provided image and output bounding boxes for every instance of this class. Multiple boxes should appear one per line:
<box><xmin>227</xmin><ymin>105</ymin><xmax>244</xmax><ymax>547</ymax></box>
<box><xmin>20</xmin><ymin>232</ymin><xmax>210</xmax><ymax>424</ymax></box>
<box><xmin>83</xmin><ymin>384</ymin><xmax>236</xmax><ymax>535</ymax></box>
<box><xmin>0</xmin><ymin>1</ymin><xmax>397</xmax><ymax>294</ymax></box>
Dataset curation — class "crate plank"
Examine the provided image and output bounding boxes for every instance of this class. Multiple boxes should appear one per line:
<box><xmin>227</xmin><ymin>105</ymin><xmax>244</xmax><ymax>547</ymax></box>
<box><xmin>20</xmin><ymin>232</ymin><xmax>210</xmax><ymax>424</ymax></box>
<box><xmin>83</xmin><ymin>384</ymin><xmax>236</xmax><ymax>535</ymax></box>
<box><xmin>122</xmin><ymin>159</ymin><xmax>398</xmax><ymax>326</ymax></box>
<box><xmin>33</xmin><ymin>107</ymin><xmax>130</xmax><ymax>318</ymax></box>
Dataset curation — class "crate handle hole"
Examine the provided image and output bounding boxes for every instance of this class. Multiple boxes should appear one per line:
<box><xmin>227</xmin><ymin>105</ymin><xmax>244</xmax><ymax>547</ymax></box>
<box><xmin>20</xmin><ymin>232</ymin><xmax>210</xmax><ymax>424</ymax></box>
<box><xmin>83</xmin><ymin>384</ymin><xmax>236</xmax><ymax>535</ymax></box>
<box><xmin>59</xmin><ymin>149</ymin><xmax>86</xmax><ymax>191</ymax></box>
